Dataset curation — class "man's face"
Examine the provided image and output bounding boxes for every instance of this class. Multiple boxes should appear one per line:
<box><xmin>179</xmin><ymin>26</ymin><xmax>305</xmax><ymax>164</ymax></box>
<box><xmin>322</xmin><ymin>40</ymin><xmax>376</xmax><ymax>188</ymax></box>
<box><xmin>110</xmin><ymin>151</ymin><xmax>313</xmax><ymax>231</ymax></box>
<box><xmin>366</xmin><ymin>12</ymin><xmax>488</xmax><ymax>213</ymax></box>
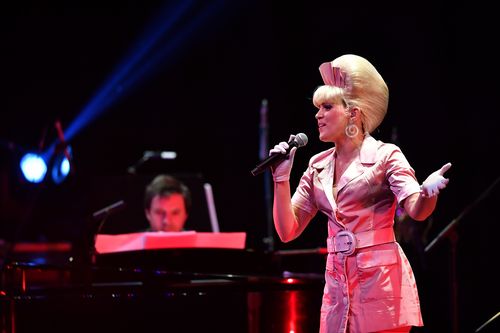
<box><xmin>145</xmin><ymin>193</ymin><xmax>188</xmax><ymax>232</ymax></box>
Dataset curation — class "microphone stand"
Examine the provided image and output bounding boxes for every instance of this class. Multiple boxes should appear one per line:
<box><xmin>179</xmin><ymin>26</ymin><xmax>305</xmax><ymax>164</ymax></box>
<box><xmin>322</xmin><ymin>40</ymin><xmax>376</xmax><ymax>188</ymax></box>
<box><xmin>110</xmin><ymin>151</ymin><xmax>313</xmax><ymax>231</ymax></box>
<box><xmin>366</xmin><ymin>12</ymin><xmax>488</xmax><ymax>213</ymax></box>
<box><xmin>73</xmin><ymin>200</ymin><xmax>126</xmax><ymax>288</ymax></box>
<box><xmin>425</xmin><ymin>176</ymin><xmax>500</xmax><ymax>333</ymax></box>
<box><xmin>89</xmin><ymin>200</ymin><xmax>126</xmax><ymax>264</ymax></box>
<box><xmin>475</xmin><ymin>311</ymin><xmax>499</xmax><ymax>332</ymax></box>
<box><xmin>258</xmin><ymin>99</ymin><xmax>274</xmax><ymax>252</ymax></box>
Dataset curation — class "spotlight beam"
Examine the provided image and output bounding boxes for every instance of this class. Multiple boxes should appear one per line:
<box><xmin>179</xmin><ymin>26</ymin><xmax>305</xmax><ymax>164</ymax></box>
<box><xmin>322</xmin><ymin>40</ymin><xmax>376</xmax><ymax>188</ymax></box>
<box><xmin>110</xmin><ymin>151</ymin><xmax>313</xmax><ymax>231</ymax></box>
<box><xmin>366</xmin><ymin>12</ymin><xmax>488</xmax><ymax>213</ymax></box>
<box><xmin>117</xmin><ymin>0</ymin><xmax>226</xmax><ymax>96</ymax></box>
<box><xmin>44</xmin><ymin>0</ymin><xmax>227</xmax><ymax>164</ymax></box>
<box><xmin>62</xmin><ymin>0</ymin><xmax>198</xmax><ymax>143</ymax></box>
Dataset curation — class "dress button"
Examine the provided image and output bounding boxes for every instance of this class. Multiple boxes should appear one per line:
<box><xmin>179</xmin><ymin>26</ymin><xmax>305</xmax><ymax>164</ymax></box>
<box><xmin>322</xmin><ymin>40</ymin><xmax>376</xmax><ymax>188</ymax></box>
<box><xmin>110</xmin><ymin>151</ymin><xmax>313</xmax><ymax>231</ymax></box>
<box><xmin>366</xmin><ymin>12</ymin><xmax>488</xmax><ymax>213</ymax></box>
<box><xmin>340</xmin><ymin>275</ymin><xmax>346</xmax><ymax>282</ymax></box>
<box><xmin>343</xmin><ymin>297</ymin><xmax>348</xmax><ymax>305</ymax></box>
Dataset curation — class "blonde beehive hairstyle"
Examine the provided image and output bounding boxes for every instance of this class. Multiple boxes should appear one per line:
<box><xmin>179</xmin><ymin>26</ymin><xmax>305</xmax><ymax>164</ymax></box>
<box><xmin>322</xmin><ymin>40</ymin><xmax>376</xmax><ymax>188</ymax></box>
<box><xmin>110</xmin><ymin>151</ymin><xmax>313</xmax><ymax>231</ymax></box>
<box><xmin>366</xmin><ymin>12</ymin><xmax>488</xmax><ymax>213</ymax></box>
<box><xmin>313</xmin><ymin>54</ymin><xmax>389</xmax><ymax>134</ymax></box>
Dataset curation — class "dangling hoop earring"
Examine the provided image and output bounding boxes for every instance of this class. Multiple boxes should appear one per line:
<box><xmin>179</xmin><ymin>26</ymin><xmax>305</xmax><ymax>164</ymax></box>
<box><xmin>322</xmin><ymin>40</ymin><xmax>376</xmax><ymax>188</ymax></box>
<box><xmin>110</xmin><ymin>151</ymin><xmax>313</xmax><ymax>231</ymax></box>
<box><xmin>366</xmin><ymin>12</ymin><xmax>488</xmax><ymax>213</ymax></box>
<box><xmin>345</xmin><ymin>119</ymin><xmax>359</xmax><ymax>138</ymax></box>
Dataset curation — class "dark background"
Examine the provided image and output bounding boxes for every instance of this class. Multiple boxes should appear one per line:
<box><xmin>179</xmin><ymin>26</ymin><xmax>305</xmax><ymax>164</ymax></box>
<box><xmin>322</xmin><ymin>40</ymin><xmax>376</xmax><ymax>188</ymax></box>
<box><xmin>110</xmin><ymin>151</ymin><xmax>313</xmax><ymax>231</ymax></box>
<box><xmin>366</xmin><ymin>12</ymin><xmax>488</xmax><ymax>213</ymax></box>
<box><xmin>1</xmin><ymin>0</ymin><xmax>498</xmax><ymax>332</ymax></box>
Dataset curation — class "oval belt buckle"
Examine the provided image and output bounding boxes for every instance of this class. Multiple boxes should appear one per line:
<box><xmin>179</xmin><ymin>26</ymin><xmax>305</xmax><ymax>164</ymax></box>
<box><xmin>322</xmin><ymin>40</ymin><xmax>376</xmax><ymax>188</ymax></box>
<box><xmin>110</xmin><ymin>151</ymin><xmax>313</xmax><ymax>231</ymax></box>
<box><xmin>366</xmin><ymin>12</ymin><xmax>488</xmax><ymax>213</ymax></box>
<box><xmin>335</xmin><ymin>230</ymin><xmax>357</xmax><ymax>256</ymax></box>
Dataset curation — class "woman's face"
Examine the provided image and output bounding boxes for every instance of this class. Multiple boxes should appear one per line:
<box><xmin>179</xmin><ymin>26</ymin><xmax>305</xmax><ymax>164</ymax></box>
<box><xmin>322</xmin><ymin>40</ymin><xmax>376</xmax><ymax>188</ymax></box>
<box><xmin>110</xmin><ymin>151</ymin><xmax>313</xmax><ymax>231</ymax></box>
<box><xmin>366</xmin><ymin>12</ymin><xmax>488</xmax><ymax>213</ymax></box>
<box><xmin>315</xmin><ymin>102</ymin><xmax>348</xmax><ymax>142</ymax></box>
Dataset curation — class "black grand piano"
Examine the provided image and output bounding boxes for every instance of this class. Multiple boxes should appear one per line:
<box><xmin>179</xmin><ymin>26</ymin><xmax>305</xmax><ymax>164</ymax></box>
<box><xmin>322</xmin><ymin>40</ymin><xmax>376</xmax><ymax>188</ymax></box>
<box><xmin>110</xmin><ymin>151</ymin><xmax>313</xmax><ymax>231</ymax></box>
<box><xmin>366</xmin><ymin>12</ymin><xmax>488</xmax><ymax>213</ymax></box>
<box><xmin>0</xmin><ymin>233</ymin><xmax>326</xmax><ymax>333</ymax></box>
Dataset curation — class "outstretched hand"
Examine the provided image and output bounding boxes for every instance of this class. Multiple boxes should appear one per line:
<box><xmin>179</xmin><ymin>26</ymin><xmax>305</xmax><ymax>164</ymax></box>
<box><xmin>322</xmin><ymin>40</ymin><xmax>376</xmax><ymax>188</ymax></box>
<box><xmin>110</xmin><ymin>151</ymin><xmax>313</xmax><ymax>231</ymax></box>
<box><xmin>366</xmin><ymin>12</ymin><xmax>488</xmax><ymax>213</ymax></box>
<box><xmin>269</xmin><ymin>134</ymin><xmax>297</xmax><ymax>182</ymax></box>
<box><xmin>421</xmin><ymin>162</ymin><xmax>452</xmax><ymax>197</ymax></box>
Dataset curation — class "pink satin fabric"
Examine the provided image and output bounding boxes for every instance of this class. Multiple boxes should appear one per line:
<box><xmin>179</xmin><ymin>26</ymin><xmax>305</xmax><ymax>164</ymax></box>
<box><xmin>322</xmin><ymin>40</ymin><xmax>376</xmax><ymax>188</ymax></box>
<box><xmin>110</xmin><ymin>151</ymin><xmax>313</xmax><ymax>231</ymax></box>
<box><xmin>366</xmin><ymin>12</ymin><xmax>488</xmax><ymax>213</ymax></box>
<box><xmin>292</xmin><ymin>134</ymin><xmax>423</xmax><ymax>332</ymax></box>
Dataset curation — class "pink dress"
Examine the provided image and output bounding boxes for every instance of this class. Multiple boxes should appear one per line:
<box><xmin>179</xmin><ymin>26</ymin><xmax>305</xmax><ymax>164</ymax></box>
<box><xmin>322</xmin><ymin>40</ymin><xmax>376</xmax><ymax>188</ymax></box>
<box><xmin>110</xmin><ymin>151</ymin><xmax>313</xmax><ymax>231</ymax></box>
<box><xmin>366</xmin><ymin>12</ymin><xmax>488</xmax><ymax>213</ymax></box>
<box><xmin>292</xmin><ymin>134</ymin><xmax>424</xmax><ymax>333</ymax></box>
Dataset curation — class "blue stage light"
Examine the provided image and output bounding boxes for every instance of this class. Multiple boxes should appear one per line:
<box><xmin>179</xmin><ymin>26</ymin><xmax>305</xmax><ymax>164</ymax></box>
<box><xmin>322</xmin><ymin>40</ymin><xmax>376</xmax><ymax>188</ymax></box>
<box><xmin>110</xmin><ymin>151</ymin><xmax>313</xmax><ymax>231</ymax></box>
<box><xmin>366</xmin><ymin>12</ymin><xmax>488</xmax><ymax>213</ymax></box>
<box><xmin>20</xmin><ymin>153</ymin><xmax>47</xmax><ymax>183</ymax></box>
<box><xmin>51</xmin><ymin>146</ymin><xmax>72</xmax><ymax>184</ymax></box>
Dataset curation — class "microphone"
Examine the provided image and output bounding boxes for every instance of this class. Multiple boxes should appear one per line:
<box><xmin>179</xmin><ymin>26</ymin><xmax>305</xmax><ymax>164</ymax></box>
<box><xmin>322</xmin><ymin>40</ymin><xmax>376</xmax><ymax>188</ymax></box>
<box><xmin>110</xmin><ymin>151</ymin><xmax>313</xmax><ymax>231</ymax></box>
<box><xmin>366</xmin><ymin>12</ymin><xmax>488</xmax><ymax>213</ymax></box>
<box><xmin>143</xmin><ymin>150</ymin><xmax>177</xmax><ymax>160</ymax></box>
<box><xmin>92</xmin><ymin>200</ymin><xmax>126</xmax><ymax>221</ymax></box>
<box><xmin>251</xmin><ymin>133</ymin><xmax>308</xmax><ymax>176</ymax></box>
<box><xmin>127</xmin><ymin>150</ymin><xmax>177</xmax><ymax>174</ymax></box>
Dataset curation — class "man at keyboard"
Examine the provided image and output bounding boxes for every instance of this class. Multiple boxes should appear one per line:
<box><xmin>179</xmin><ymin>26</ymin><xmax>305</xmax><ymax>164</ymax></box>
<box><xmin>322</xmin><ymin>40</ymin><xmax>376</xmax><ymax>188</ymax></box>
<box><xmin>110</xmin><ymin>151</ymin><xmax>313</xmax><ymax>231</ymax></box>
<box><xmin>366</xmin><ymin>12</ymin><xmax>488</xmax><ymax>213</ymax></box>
<box><xmin>144</xmin><ymin>174</ymin><xmax>192</xmax><ymax>232</ymax></box>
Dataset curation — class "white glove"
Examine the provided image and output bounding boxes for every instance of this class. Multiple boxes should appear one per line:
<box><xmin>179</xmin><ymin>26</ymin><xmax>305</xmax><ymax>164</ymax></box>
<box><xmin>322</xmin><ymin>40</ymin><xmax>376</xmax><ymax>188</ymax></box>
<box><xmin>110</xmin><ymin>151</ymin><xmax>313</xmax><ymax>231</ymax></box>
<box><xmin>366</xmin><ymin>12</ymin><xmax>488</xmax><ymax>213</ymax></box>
<box><xmin>269</xmin><ymin>134</ymin><xmax>297</xmax><ymax>182</ymax></box>
<box><xmin>421</xmin><ymin>162</ymin><xmax>452</xmax><ymax>197</ymax></box>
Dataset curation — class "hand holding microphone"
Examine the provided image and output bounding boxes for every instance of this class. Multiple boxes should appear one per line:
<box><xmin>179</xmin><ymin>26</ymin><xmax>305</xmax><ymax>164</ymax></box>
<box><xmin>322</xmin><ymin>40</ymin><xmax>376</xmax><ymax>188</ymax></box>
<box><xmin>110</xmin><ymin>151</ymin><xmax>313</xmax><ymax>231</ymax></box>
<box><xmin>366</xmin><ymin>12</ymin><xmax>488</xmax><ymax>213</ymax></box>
<box><xmin>270</xmin><ymin>134</ymin><xmax>298</xmax><ymax>182</ymax></box>
<box><xmin>250</xmin><ymin>133</ymin><xmax>308</xmax><ymax>181</ymax></box>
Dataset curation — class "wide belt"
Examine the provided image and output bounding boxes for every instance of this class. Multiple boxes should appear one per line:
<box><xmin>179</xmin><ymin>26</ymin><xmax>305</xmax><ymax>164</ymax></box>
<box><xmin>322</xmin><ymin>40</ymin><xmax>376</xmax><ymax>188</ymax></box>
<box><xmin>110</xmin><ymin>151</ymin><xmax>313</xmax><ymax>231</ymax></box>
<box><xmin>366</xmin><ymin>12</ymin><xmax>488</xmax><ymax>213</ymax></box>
<box><xmin>326</xmin><ymin>227</ymin><xmax>395</xmax><ymax>256</ymax></box>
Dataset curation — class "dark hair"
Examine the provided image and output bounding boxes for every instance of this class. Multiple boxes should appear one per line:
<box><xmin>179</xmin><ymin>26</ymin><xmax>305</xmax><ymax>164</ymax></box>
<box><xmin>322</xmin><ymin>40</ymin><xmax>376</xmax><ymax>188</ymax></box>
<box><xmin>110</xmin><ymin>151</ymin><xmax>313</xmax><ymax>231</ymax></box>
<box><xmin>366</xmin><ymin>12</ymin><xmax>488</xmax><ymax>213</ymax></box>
<box><xmin>144</xmin><ymin>175</ymin><xmax>192</xmax><ymax>213</ymax></box>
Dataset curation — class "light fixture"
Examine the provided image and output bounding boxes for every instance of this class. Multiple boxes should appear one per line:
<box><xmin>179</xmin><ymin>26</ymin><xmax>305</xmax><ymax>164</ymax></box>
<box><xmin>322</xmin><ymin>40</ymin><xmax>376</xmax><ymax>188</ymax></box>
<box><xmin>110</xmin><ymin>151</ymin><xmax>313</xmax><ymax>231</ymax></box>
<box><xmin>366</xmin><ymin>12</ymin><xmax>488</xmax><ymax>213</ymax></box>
<box><xmin>20</xmin><ymin>153</ymin><xmax>47</xmax><ymax>183</ymax></box>
<box><xmin>19</xmin><ymin>144</ymin><xmax>73</xmax><ymax>185</ymax></box>
<box><xmin>51</xmin><ymin>145</ymin><xmax>72</xmax><ymax>184</ymax></box>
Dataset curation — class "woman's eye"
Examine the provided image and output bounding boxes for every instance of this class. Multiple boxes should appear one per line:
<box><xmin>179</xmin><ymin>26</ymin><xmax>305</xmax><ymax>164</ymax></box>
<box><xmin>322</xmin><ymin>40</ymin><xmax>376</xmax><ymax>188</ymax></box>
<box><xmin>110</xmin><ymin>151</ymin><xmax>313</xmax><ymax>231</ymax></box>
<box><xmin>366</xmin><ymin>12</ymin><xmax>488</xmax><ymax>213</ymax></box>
<box><xmin>323</xmin><ymin>104</ymin><xmax>333</xmax><ymax>110</ymax></box>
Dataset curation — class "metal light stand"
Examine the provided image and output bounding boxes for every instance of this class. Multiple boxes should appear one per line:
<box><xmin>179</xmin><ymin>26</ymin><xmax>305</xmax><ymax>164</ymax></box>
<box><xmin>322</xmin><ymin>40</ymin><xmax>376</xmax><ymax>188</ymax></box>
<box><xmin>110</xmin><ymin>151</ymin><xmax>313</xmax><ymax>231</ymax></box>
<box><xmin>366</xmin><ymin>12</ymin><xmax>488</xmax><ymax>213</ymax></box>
<box><xmin>425</xmin><ymin>176</ymin><xmax>500</xmax><ymax>333</ymax></box>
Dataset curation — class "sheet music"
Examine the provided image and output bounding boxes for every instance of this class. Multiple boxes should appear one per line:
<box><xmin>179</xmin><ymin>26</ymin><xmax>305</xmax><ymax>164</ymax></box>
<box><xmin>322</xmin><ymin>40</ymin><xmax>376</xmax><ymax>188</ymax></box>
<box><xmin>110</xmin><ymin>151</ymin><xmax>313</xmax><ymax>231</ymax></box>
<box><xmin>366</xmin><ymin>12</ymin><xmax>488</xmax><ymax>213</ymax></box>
<box><xmin>95</xmin><ymin>231</ymin><xmax>246</xmax><ymax>254</ymax></box>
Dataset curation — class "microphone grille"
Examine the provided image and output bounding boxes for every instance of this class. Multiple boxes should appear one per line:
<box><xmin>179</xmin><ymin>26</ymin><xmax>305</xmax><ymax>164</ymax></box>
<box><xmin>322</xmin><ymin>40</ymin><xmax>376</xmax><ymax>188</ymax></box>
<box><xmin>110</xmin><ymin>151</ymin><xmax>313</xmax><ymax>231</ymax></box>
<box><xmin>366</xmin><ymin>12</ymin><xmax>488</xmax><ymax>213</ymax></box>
<box><xmin>295</xmin><ymin>133</ymin><xmax>308</xmax><ymax>147</ymax></box>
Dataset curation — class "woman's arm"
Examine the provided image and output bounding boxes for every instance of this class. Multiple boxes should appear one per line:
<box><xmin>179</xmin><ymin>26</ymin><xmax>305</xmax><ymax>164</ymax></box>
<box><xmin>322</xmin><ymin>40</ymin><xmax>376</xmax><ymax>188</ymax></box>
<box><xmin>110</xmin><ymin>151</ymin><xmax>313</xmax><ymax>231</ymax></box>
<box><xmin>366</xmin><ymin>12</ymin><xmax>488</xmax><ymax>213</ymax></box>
<box><xmin>273</xmin><ymin>181</ymin><xmax>313</xmax><ymax>242</ymax></box>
